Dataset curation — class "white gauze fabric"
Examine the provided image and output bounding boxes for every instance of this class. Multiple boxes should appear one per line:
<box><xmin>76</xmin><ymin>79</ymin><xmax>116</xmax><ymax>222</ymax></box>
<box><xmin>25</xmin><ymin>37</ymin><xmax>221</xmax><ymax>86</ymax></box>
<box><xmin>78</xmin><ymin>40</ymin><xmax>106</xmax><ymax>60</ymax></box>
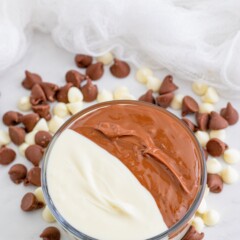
<box><xmin>0</xmin><ymin>0</ymin><xmax>240</xmax><ymax>97</ymax></box>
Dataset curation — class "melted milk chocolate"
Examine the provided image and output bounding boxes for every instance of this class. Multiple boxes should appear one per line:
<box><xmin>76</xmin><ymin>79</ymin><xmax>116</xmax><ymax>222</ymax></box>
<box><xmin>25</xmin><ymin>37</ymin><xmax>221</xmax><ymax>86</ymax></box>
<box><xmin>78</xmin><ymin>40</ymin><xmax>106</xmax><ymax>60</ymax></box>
<box><xmin>70</xmin><ymin>102</ymin><xmax>202</xmax><ymax>227</ymax></box>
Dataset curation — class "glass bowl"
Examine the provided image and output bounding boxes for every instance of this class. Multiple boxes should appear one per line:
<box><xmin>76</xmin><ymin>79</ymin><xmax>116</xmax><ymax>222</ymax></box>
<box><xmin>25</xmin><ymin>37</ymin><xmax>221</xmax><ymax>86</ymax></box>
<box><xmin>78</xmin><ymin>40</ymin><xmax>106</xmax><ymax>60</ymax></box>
<box><xmin>42</xmin><ymin>100</ymin><xmax>206</xmax><ymax>240</ymax></box>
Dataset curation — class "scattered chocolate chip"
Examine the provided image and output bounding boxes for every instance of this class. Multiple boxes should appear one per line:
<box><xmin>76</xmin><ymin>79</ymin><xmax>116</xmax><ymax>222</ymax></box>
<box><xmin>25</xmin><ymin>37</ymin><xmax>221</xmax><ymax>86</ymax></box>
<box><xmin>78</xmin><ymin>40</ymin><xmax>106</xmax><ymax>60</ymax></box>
<box><xmin>195</xmin><ymin>112</ymin><xmax>209</xmax><ymax>131</ymax></box>
<box><xmin>182</xmin><ymin>226</ymin><xmax>204</xmax><ymax>240</ymax></box>
<box><xmin>182</xmin><ymin>96</ymin><xmax>199</xmax><ymax>116</ymax></box>
<box><xmin>155</xmin><ymin>92</ymin><xmax>174</xmax><ymax>108</ymax></box>
<box><xmin>0</xmin><ymin>147</ymin><xmax>16</xmax><ymax>165</ymax></box>
<box><xmin>2</xmin><ymin>111</ymin><xmax>23</xmax><ymax>126</ymax></box>
<box><xmin>21</xmin><ymin>113</ymin><xmax>40</xmax><ymax>132</ymax></box>
<box><xmin>56</xmin><ymin>83</ymin><xmax>73</xmax><ymax>103</ymax></box>
<box><xmin>35</xmin><ymin>131</ymin><xmax>52</xmax><ymax>148</ymax></box>
<box><xmin>206</xmin><ymin>138</ymin><xmax>228</xmax><ymax>157</ymax></box>
<box><xmin>110</xmin><ymin>59</ymin><xmax>130</xmax><ymax>78</ymax></box>
<box><xmin>8</xmin><ymin>164</ymin><xmax>27</xmax><ymax>184</ymax></box>
<box><xmin>203</xmin><ymin>148</ymin><xmax>208</xmax><ymax>160</ymax></box>
<box><xmin>159</xmin><ymin>75</ymin><xmax>178</xmax><ymax>94</ymax></box>
<box><xmin>220</xmin><ymin>102</ymin><xmax>239</xmax><ymax>125</ymax></box>
<box><xmin>8</xmin><ymin>126</ymin><xmax>26</xmax><ymax>146</ymax></box>
<box><xmin>24</xmin><ymin>167</ymin><xmax>41</xmax><ymax>186</ymax></box>
<box><xmin>32</xmin><ymin>104</ymin><xmax>51</xmax><ymax>121</ymax></box>
<box><xmin>21</xmin><ymin>192</ymin><xmax>44</xmax><ymax>212</ymax></box>
<box><xmin>40</xmin><ymin>82</ymin><xmax>59</xmax><ymax>102</ymax></box>
<box><xmin>182</xmin><ymin>118</ymin><xmax>197</xmax><ymax>132</ymax></box>
<box><xmin>25</xmin><ymin>145</ymin><xmax>44</xmax><ymax>166</ymax></box>
<box><xmin>22</xmin><ymin>71</ymin><xmax>42</xmax><ymax>90</ymax></box>
<box><xmin>207</xmin><ymin>173</ymin><xmax>223</xmax><ymax>193</ymax></box>
<box><xmin>81</xmin><ymin>77</ymin><xmax>98</xmax><ymax>102</ymax></box>
<box><xmin>138</xmin><ymin>90</ymin><xmax>155</xmax><ymax>104</ymax></box>
<box><xmin>75</xmin><ymin>54</ymin><xmax>93</xmax><ymax>68</ymax></box>
<box><xmin>208</xmin><ymin>111</ymin><xmax>229</xmax><ymax>130</ymax></box>
<box><xmin>86</xmin><ymin>62</ymin><xmax>104</xmax><ymax>80</ymax></box>
<box><xmin>30</xmin><ymin>84</ymin><xmax>47</xmax><ymax>106</ymax></box>
<box><xmin>66</xmin><ymin>70</ymin><xmax>85</xmax><ymax>87</ymax></box>
<box><xmin>40</xmin><ymin>226</ymin><xmax>61</xmax><ymax>240</ymax></box>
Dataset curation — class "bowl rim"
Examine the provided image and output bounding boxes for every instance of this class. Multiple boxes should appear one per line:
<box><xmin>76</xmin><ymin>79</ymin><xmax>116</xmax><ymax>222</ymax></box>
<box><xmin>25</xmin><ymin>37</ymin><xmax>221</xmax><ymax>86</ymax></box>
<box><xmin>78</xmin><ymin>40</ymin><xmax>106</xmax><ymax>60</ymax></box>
<box><xmin>41</xmin><ymin>100</ymin><xmax>207</xmax><ymax>240</ymax></box>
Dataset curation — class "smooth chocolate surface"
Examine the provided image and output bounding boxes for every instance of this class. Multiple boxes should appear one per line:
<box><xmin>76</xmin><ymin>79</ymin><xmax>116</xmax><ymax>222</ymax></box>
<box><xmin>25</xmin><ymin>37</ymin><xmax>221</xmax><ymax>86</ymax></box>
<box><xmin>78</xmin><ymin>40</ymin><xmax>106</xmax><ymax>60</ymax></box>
<box><xmin>70</xmin><ymin>102</ymin><xmax>202</xmax><ymax>227</ymax></box>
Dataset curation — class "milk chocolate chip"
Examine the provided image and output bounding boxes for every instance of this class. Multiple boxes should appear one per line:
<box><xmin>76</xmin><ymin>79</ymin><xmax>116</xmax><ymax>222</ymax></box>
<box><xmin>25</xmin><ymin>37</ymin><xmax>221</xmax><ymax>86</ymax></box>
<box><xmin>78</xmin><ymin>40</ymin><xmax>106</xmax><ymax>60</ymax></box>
<box><xmin>182</xmin><ymin>118</ymin><xmax>197</xmax><ymax>132</ymax></box>
<box><xmin>110</xmin><ymin>59</ymin><xmax>130</xmax><ymax>78</ymax></box>
<box><xmin>66</xmin><ymin>70</ymin><xmax>85</xmax><ymax>87</ymax></box>
<box><xmin>30</xmin><ymin>84</ymin><xmax>47</xmax><ymax>105</ymax></box>
<box><xmin>21</xmin><ymin>113</ymin><xmax>40</xmax><ymax>132</ymax></box>
<box><xmin>32</xmin><ymin>104</ymin><xmax>51</xmax><ymax>121</ymax></box>
<box><xmin>21</xmin><ymin>192</ymin><xmax>44</xmax><ymax>212</ymax></box>
<box><xmin>25</xmin><ymin>145</ymin><xmax>44</xmax><ymax>166</ymax></box>
<box><xmin>8</xmin><ymin>164</ymin><xmax>27</xmax><ymax>184</ymax></box>
<box><xmin>182</xmin><ymin>96</ymin><xmax>199</xmax><ymax>116</ymax></box>
<box><xmin>206</xmin><ymin>138</ymin><xmax>228</xmax><ymax>157</ymax></box>
<box><xmin>195</xmin><ymin>112</ymin><xmax>209</xmax><ymax>131</ymax></box>
<box><xmin>2</xmin><ymin>111</ymin><xmax>23</xmax><ymax>126</ymax></box>
<box><xmin>40</xmin><ymin>82</ymin><xmax>59</xmax><ymax>102</ymax></box>
<box><xmin>208</xmin><ymin>111</ymin><xmax>229</xmax><ymax>130</ymax></box>
<box><xmin>40</xmin><ymin>226</ymin><xmax>61</xmax><ymax>240</ymax></box>
<box><xmin>86</xmin><ymin>62</ymin><xmax>104</xmax><ymax>80</ymax></box>
<box><xmin>0</xmin><ymin>147</ymin><xmax>16</xmax><ymax>165</ymax></box>
<box><xmin>138</xmin><ymin>90</ymin><xmax>155</xmax><ymax>104</ymax></box>
<box><xmin>159</xmin><ymin>75</ymin><xmax>178</xmax><ymax>94</ymax></box>
<box><xmin>75</xmin><ymin>54</ymin><xmax>93</xmax><ymax>68</ymax></box>
<box><xmin>155</xmin><ymin>92</ymin><xmax>174</xmax><ymax>108</ymax></box>
<box><xmin>220</xmin><ymin>102</ymin><xmax>239</xmax><ymax>125</ymax></box>
<box><xmin>207</xmin><ymin>173</ymin><xmax>223</xmax><ymax>193</ymax></box>
<box><xmin>35</xmin><ymin>131</ymin><xmax>52</xmax><ymax>148</ymax></box>
<box><xmin>8</xmin><ymin>126</ymin><xmax>26</xmax><ymax>145</ymax></box>
<box><xmin>56</xmin><ymin>83</ymin><xmax>73</xmax><ymax>103</ymax></box>
<box><xmin>22</xmin><ymin>71</ymin><xmax>42</xmax><ymax>90</ymax></box>
<box><xmin>81</xmin><ymin>78</ymin><xmax>98</xmax><ymax>102</ymax></box>
<box><xmin>24</xmin><ymin>167</ymin><xmax>41</xmax><ymax>186</ymax></box>
<box><xmin>182</xmin><ymin>226</ymin><xmax>204</xmax><ymax>240</ymax></box>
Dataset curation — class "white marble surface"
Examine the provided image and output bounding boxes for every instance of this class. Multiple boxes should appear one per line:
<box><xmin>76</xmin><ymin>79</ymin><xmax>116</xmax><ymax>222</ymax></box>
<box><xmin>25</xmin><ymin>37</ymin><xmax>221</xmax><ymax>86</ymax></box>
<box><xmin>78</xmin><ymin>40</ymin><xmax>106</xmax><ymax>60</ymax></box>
<box><xmin>0</xmin><ymin>33</ymin><xmax>240</xmax><ymax>240</ymax></box>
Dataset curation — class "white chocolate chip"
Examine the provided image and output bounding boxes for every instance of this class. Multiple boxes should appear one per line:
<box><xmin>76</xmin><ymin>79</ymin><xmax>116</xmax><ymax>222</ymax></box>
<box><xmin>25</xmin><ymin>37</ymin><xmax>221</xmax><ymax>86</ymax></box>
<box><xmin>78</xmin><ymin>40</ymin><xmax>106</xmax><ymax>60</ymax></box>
<box><xmin>53</xmin><ymin>103</ymin><xmax>69</xmax><ymax>118</ymax></box>
<box><xmin>48</xmin><ymin>116</ymin><xmax>64</xmax><ymax>134</ymax></box>
<box><xmin>199</xmin><ymin>103</ymin><xmax>215</xmax><ymax>113</ymax></box>
<box><xmin>96</xmin><ymin>52</ymin><xmax>114</xmax><ymax>65</ymax></box>
<box><xmin>192</xmin><ymin>82</ymin><xmax>208</xmax><ymax>96</ymax></box>
<box><xmin>206</xmin><ymin>158</ymin><xmax>222</xmax><ymax>174</ymax></box>
<box><xmin>67</xmin><ymin>102</ymin><xmax>83</xmax><ymax>115</ymax></box>
<box><xmin>97</xmin><ymin>89</ymin><xmax>114</xmax><ymax>103</ymax></box>
<box><xmin>221</xmin><ymin>166</ymin><xmax>239</xmax><ymax>184</ymax></box>
<box><xmin>33</xmin><ymin>118</ymin><xmax>49</xmax><ymax>132</ymax></box>
<box><xmin>18</xmin><ymin>143</ymin><xmax>29</xmax><ymax>157</ymax></box>
<box><xmin>146</xmin><ymin>76</ymin><xmax>162</xmax><ymax>92</ymax></box>
<box><xmin>197</xmin><ymin>198</ymin><xmax>207</xmax><ymax>214</ymax></box>
<box><xmin>195</xmin><ymin>131</ymin><xmax>209</xmax><ymax>147</ymax></box>
<box><xmin>135</xmin><ymin>67</ymin><xmax>153</xmax><ymax>84</ymax></box>
<box><xmin>42</xmin><ymin>206</ymin><xmax>56</xmax><ymax>223</ymax></box>
<box><xmin>17</xmin><ymin>96</ymin><xmax>31</xmax><ymax>111</ymax></box>
<box><xmin>34</xmin><ymin>187</ymin><xmax>45</xmax><ymax>204</ymax></box>
<box><xmin>113</xmin><ymin>86</ymin><xmax>129</xmax><ymax>100</ymax></box>
<box><xmin>25</xmin><ymin>130</ymin><xmax>38</xmax><ymax>145</ymax></box>
<box><xmin>191</xmin><ymin>216</ymin><xmax>205</xmax><ymax>233</ymax></box>
<box><xmin>68</xmin><ymin>87</ymin><xmax>83</xmax><ymax>103</ymax></box>
<box><xmin>0</xmin><ymin>130</ymin><xmax>11</xmax><ymax>147</ymax></box>
<box><xmin>115</xmin><ymin>93</ymin><xmax>136</xmax><ymax>100</ymax></box>
<box><xmin>203</xmin><ymin>210</ymin><xmax>220</xmax><ymax>226</ymax></box>
<box><xmin>223</xmin><ymin>149</ymin><xmax>240</xmax><ymax>164</ymax></box>
<box><xmin>209</xmin><ymin>130</ymin><xmax>226</xmax><ymax>141</ymax></box>
<box><xmin>201</xmin><ymin>87</ymin><xmax>219</xmax><ymax>104</ymax></box>
<box><xmin>170</xmin><ymin>94</ymin><xmax>184</xmax><ymax>110</ymax></box>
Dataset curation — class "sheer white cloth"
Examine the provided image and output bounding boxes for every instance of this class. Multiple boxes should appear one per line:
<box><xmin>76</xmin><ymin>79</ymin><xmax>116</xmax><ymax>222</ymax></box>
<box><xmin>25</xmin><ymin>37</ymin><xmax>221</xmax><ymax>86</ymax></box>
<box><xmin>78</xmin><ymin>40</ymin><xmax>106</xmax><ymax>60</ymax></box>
<box><xmin>1</xmin><ymin>0</ymin><xmax>240</xmax><ymax>97</ymax></box>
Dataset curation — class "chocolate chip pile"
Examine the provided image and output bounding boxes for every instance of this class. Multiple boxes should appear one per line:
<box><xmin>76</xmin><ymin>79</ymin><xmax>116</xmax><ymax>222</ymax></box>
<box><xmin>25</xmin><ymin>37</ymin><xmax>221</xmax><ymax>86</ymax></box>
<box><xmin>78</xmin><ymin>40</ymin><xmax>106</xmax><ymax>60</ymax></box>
<box><xmin>0</xmin><ymin>51</ymin><xmax>239</xmax><ymax>240</ymax></box>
